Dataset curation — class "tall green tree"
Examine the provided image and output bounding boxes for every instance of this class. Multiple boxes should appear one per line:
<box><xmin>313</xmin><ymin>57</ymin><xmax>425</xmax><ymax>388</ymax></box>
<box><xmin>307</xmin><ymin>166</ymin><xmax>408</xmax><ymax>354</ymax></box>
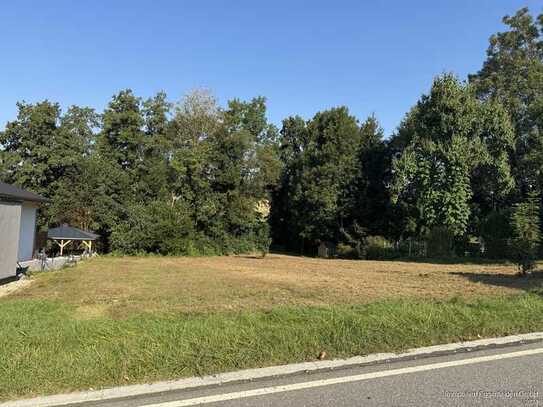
<box><xmin>279</xmin><ymin>107</ymin><xmax>362</xmax><ymax>249</ymax></box>
<box><xmin>0</xmin><ymin>101</ymin><xmax>99</xmax><ymax>229</ymax></box>
<box><xmin>139</xmin><ymin>91</ymin><xmax>171</xmax><ymax>201</ymax></box>
<box><xmin>209</xmin><ymin>96</ymin><xmax>280</xmax><ymax>250</ymax></box>
<box><xmin>391</xmin><ymin>74</ymin><xmax>515</xmax><ymax>237</ymax></box>
<box><xmin>0</xmin><ymin>101</ymin><xmax>61</xmax><ymax>200</ymax></box>
<box><xmin>94</xmin><ymin>90</ymin><xmax>146</xmax><ymax>243</ymax></box>
<box><xmin>269</xmin><ymin>116</ymin><xmax>309</xmax><ymax>249</ymax></box>
<box><xmin>47</xmin><ymin>106</ymin><xmax>99</xmax><ymax>229</ymax></box>
<box><xmin>110</xmin><ymin>91</ymin><xmax>280</xmax><ymax>255</ymax></box>
<box><xmin>354</xmin><ymin>116</ymin><xmax>392</xmax><ymax>236</ymax></box>
<box><xmin>98</xmin><ymin>89</ymin><xmax>145</xmax><ymax>174</ymax></box>
<box><xmin>168</xmin><ymin>90</ymin><xmax>221</xmax><ymax>236</ymax></box>
<box><xmin>469</xmin><ymin>7</ymin><xmax>543</xmax><ymax>197</ymax></box>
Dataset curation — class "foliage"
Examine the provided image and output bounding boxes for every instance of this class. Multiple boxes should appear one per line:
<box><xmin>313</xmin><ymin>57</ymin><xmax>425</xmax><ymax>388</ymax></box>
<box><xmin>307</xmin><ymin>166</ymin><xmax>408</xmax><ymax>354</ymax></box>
<box><xmin>426</xmin><ymin>226</ymin><xmax>455</xmax><ymax>258</ymax></box>
<box><xmin>480</xmin><ymin>210</ymin><xmax>513</xmax><ymax>259</ymax></box>
<box><xmin>391</xmin><ymin>74</ymin><xmax>515</xmax><ymax>237</ymax></box>
<box><xmin>469</xmin><ymin>8</ymin><xmax>543</xmax><ymax>198</ymax></box>
<box><xmin>0</xmin><ymin>90</ymin><xmax>278</xmax><ymax>255</ymax></box>
<box><xmin>355</xmin><ymin>117</ymin><xmax>393</xmax><ymax>236</ymax></box>
<box><xmin>0</xmin><ymin>101</ymin><xmax>99</xmax><ymax>229</ymax></box>
<box><xmin>365</xmin><ymin>235</ymin><xmax>399</xmax><ymax>260</ymax></box>
<box><xmin>1</xmin><ymin>7</ymin><xmax>542</xmax><ymax>258</ymax></box>
<box><xmin>98</xmin><ymin>89</ymin><xmax>145</xmax><ymax>173</ymax></box>
<box><xmin>270</xmin><ymin>108</ymin><xmax>392</xmax><ymax>253</ymax></box>
<box><xmin>294</xmin><ymin>107</ymin><xmax>362</xmax><ymax>242</ymax></box>
<box><xmin>510</xmin><ymin>191</ymin><xmax>541</xmax><ymax>274</ymax></box>
<box><xmin>110</xmin><ymin>200</ymin><xmax>196</xmax><ymax>255</ymax></box>
<box><xmin>337</xmin><ymin>221</ymin><xmax>367</xmax><ymax>259</ymax></box>
<box><xmin>336</xmin><ymin>243</ymin><xmax>357</xmax><ymax>259</ymax></box>
<box><xmin>254</xmin><ymin>218</ymin><xmax>272</xmax><ymax>257</ymax></box>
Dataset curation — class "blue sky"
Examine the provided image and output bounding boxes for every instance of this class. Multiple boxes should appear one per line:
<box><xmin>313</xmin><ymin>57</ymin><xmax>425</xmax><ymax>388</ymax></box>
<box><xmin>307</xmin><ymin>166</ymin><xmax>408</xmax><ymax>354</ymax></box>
<box><xmin>1</xmin><ymin>0</ymin><xmax>541</xmax><ymax>135</ymax></box>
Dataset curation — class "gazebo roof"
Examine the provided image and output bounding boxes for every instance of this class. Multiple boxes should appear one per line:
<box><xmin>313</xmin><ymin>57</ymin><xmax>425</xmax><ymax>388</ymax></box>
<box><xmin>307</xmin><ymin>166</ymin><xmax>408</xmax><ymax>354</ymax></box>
<box><xmin>0</xmin><ymin>181</ymin><xmax>48</xmax><ymax>203</ymax></box>
<box><xmin>47</xmin><ymin>225</ymin><xmax>99</xmax><ymax>241</ymax></box>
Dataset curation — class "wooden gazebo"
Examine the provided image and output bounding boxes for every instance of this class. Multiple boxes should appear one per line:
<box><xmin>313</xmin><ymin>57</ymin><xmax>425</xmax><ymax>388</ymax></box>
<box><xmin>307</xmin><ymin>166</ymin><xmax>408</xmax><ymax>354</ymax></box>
<box><xmin>47</xmin><ymin>225</ymin><xmax>99</xmax><ymax>256</ymax></box>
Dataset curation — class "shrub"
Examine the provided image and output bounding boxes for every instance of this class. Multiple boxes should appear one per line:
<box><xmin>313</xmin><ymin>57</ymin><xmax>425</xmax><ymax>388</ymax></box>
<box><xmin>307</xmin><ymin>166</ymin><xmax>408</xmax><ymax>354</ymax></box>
<box><xmin>110</xmin><ymin>200</ymin><xmax>196</xmax><ymax>255</ymax></box>
<box><xmin>255</xmin><ymin>220</ymin><xmax>272</xmax><ymax>257</ymax></box>
<box><xmin>110</xmin><ymin>200</ymin><xmax>273</xmax><ymax>256</ymax></box>
<box><xmin>365</xmin><ymin>236</ymin><xmax>399</xmax><ymax>260</ymax></box>
<box><xmin>336</xmin><ymin>243</ymin><xmax>358</xmax><ymax>259</ymax></box>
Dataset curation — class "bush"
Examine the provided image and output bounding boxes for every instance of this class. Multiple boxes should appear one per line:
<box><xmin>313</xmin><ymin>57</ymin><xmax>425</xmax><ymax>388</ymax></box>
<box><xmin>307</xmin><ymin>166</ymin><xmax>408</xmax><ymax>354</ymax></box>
<box><xmin>110</xmin><ymin>201</ymin><xmax>196</xmax><ymax>255</ymax></box>
<box><xmin>365</xmin><ymin>236</ymin><xmax>399</xmax><ymax>260</ymax></box>
<box><xmin>366</xmin><ymin>235</ymin><xmax>390</xmax><ymax>248</ymax></box>
<box><xmin>336</xmin><ymin>243</ymin><xmax>359</xmax><ymax>259</ymax></box>
<box><xmin>110</xmin><ymin>200</ymin><xmax>273</xmax><ymax>256</ymax></box>
<box><xmin>254</xmin><ymin>220</ymin><xmax>272</xmax><ymax>257</ymax></box>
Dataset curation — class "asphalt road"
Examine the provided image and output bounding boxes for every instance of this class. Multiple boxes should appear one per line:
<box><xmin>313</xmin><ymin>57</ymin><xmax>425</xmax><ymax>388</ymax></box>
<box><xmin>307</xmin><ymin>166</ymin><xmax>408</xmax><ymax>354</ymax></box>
<box><xmin>67</xmin><ymin>342</ymin><xmax>543</xmax><ymax>407</ymax></box>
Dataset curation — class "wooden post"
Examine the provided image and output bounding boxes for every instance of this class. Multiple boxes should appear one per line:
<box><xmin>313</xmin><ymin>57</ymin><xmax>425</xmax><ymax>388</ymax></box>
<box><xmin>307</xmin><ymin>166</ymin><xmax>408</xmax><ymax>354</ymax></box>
<box><xmin>56</xmin><ymin>239</ymin><xmax>72</xmax><ymax>256</ymax></box>
<box><xmin>82</xmin><ymin>240</ymin><xmax>92</xmax><ymax>253</ymax></box>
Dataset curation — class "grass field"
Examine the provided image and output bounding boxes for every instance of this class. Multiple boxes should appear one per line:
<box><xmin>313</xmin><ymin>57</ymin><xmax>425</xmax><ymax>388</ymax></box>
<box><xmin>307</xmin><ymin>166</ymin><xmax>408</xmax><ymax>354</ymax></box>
<box><xmin>1</xmin><ymin>254</ymin><xmax>543</xmax><ymax>400</ymax></box>
<box><xmin>11</xmin><ymin>255</ymin><xmax>532</xmax><ymax>315</ymax></box>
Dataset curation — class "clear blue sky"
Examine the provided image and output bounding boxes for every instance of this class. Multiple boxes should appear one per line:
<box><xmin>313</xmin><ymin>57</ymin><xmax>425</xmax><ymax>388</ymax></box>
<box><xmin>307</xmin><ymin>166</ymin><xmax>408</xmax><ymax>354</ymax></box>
<box><xmin>1</xmin><ymin>0</ymin><xmax>541</xmax><ymax>135</ymax></box>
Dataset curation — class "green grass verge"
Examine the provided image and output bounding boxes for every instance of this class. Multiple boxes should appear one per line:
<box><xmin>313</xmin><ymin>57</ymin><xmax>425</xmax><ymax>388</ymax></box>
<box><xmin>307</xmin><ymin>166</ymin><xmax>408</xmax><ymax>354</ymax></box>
<box><xmin>2</xmin><ymin>294</ymin><xmax>543</xmax><ymax>400</ymax></box>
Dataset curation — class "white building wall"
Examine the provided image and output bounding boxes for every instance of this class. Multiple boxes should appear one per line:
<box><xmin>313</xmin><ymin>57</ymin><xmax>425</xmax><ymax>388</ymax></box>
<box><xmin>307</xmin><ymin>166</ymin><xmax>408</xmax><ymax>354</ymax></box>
<box><xmin>18</xmin><ymin>203</ymin><xmax>37</xmax><ymax>262</ymax></box>
<box><xmin>0</xmin><ymin>201</ymin><xmax>22</xmax><ymax>279</ymax></box>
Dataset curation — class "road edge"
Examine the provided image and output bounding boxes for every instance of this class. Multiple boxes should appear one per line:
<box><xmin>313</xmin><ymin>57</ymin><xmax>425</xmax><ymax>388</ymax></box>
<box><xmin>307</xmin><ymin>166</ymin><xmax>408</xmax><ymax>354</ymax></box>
<box><xmin>5</xmin><ymin>331</ymin><xmax>543</xmax><ymax>407</ymax></box>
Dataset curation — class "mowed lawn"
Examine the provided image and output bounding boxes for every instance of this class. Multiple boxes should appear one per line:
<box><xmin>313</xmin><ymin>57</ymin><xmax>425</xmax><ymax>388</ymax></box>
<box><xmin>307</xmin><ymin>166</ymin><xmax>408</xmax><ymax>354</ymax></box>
<box><xmin>2</xmin><ymin>254</ymin><xmax>543</xmax><ymax>401</ymax></box>
<box><xmin>10</xmin><ymin>255</ymin><xmax>531</xmax><ymax>315</ymax></box>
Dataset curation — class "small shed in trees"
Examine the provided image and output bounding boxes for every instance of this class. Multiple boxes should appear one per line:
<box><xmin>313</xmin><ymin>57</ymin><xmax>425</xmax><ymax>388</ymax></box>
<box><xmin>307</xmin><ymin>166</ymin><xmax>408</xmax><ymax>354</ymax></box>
<box><xmin>47</xmin><ymin>225</ymin><xmax>99</xmax><ymax>256</ymax></box>
<box><xmin>0</xmin><ymin>181</ymin><xmax>47</xmax><ymax>280</ymax></box>
<box><xmin>318</xmin><ymin>241</ymin><xmax>336</xmax><ymax>258</ymax></box>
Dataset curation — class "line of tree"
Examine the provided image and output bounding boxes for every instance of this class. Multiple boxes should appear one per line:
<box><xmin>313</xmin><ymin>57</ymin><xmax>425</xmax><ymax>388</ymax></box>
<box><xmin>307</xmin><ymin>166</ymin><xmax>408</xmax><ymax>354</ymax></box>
<box><xmin>0</xmin><ymin>8</ymin><xmax>542</xmax><ymax>264</ymax></box>
<box><xmin>0</xmin><ymin>90</ymin><xmax>280</xmax><ymax>255</ymax></box>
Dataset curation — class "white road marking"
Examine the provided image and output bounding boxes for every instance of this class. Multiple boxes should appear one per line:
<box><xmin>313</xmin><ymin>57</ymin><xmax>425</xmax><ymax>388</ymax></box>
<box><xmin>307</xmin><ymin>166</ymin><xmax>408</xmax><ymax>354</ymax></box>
<box><xmin>142</xmin><ymin>347</ymin><xmax>543</xmax><ymax>406</ymax></box>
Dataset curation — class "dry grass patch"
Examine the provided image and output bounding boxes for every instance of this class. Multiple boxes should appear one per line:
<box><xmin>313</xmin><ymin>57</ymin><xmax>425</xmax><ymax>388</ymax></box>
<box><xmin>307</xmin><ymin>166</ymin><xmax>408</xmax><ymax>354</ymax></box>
<box><xmin>8</xmin><ymin>254</ymin><xmax>531</xmax><ymax>317</ymax></box>
<box><xmin>0</xmin><ymin>278</ymin><xmax>33</xmax><ymax>299</ymax></box>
